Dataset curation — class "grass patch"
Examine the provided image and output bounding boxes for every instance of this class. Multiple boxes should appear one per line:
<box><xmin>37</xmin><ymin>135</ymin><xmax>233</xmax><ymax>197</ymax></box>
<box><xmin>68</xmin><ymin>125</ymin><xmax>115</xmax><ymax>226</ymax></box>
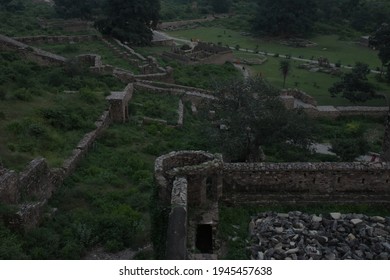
<box><xmin>167</xmin><ymin>27</ymin><xmax>382</xmax><ymax>69</ymax></box>
<box><xmin>32</xmin><ymin>40</ymin><xmax>140</xmax><ymax>73</ymax></box>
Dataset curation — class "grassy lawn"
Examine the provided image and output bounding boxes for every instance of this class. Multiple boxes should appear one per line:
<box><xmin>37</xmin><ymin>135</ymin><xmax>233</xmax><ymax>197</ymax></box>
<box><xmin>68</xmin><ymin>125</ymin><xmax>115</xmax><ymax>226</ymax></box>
<box><xmin>246</xmin><ymin>55</ymin><xmax>390</xmax><ymax>106</ymax></box>
<box><xmin>33</xmin><ymin>40</ymin><xmax>140</xmax><ymax>73</ymax></box>
<box><xmin>167</xmin><ymin>27</ymin><xmax>382</xmax><ymax>69</ymax></box>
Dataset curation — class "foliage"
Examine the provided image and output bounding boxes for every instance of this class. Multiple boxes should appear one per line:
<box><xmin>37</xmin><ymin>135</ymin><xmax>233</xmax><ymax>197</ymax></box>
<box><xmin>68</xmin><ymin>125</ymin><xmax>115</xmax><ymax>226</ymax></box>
<box><xmin>370</xmin><ymin>23</ymin><xmax>390</xmax><ymax>82</ymax></box>
<box><xmin>94</xmin><ymin>0</ymin><xmax>160</xmax><ymax>45</ymax></box>
<box><xmin>252</xmin><ymin>0</ymin><xmax>318</xmax><ymax>37</ymax></box>
<box><xmin>172</xmin><ymin>62</ymin><xmax>240</xmax><ymax>89</ymax></box>
<box><xmin>279</xmin><ymin>60</ymin><xmax>290</xmax><ymax>88</ymax></box>
<box><xmin>331</xmin><ymin>137</ymin><xmax>369</xmax><ymax>161</ymax></box>
<box><xmin>203</xmin><ymin>78</ymin><xmax>315</xmax><ymax>162</ymax></box>
<box><xmin>329</xmin><ymin>62</ymin><xmax>380</xmax><ymax>103</ymax></box>
<box><xmin>0</xmin><ymin>222</ymin><xmax>27</xmax><ymax>260</ymax></box>
<box><xmin>210</xmin><ymin>0</ymin><xmax>231</xmax><ymax>13</ymax></box>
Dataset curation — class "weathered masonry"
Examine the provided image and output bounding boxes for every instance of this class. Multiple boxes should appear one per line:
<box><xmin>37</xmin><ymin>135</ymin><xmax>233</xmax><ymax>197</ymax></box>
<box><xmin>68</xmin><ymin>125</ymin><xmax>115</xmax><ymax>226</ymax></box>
<box><xmin>155</xmin><ymin>151</ymin><xmax>390</xmax><ymax>259</ymax></box>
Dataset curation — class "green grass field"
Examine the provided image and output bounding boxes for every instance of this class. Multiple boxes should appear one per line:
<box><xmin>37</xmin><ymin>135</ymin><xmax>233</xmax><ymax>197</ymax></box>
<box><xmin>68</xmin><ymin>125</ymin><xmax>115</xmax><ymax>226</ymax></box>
<box><xmin>167</xmin><ymin>27</ymin><xmax>382</xmax><ymax>69</ymax></box>
<box><xmin>246</xmin><ymin>54</ymin><xmax>390</xmax><ymax>106</ymax></box>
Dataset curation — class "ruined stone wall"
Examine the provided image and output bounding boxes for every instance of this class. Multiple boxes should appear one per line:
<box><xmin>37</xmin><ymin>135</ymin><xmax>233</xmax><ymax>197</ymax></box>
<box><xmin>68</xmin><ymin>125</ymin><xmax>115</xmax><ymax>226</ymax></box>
<box><xmin>0</xmin><ymin>34</ymin><xmax>66</xmax><ymax>66</ymax></box>
<box><xmin>197</xmin><ymin>52</ymin><xmax>234</xmax><ymax>65</ymax></box>
<box><xmin>158</xmin><ymin>16</ymin><xmax>215</xmax><ymax>30</ymax></box>
<box><xmin>281</xmin><ymin>89</ymin><xmax>317</xmax><ymax>106</ymax></box>
<box><xmin>13</xmin><ymin>35</ymin><xmax>99</xmax><ymax>45</ymax></box>
<box><xmin>0</xmin><ymin>85</ymin><xmax>116</xmax><ymax>230</ymax></box>
<box><xmin>222</xmin><ymin>162</ymin><xmax>390</xmax><ymax>205</ymax></box>
<box><xmin>37</xmin><ymin>18</ymin><xmax>93</xmax><ymax>33</ymax></box>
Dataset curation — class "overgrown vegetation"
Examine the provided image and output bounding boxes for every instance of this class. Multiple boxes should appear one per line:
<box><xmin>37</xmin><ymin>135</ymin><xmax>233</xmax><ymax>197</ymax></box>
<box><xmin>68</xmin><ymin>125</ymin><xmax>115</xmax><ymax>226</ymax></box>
<box><xmin>1</xmin><ymin>0</ymin><xmax>390</xmax><ymax>260</ymax></box>
<box><xmin>0</xmin><ymin>51</ymin><xmax>124</xmax><ymax>169</ymax></box>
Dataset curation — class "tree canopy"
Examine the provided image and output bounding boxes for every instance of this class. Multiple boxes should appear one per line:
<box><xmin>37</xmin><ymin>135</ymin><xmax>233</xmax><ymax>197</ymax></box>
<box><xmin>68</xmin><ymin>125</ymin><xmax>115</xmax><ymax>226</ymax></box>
<box><xmin>252</xmin><ymin>0</ymin><xmax>317</xmax><ymax>37</ymax></box>
<box><xmin>370</xmin><ymin>23</ymin><xmax>390</xmax><ymax>81</ymax></box>
<box><xmin>54</xmin><ymin>0</ymin><xmax>160</xmax><ymax>45</ymax></box>
<box><xmin>203</xmin><ymin>78</ymin><xmax>315</xmax><ymax>162</ymax></box>
<box><xmin>329</xmin><ymin>62</ymin><xmax>379</xmax><ymax>103</ymax></box>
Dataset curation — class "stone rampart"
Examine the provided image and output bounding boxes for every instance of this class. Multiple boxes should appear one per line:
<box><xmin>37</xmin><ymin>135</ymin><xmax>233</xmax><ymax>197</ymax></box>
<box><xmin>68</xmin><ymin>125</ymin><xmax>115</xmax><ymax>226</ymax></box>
<box><xmin>222</xmin><ymin>162</ymin><xmax>390</xmax><ymax>205</ymax></box>
<box><xmin>156</xmin><ymin>151</ymin><xmax>390</xmax><ymax>258</ymax></box>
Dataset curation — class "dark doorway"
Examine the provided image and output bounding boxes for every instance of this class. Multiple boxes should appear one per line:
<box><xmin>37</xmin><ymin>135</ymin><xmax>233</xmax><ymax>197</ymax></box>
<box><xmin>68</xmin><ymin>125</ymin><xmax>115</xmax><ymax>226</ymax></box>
<box><xmin>196</xmin><ymin>224</ymin><xmax>213</xmax><ymax>253</ymax></box>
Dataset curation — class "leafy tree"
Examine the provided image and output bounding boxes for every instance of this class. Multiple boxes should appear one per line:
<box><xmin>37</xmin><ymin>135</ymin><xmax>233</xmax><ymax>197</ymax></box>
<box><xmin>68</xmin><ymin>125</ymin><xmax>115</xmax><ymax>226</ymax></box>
<box><xmin>279</xmin><ymin>60</ymin><xmax>290</xmax><ymax>88</ymax></box>
<box><xmin>53</xmin><ymin>0</ymin><xmax>102</xmax><ymax>19</ymax></box>
<box><xmin>95</xmin><ymin>0</ymin><xmax>160</xmax><ymax>45</ymax></box>
<box><xmin>329</xmin><ymin>62</ymin><xmax>379</xmax><ymax>103</ymax></box>
<box><xmin>203</xmin><ymin>78</ymin><xmax>315</xmax><ymax>162</ymax></box>
<box><xmin>210</xmin><ymin>0</ymin><xmax>231</xmax><ymax>13</ymax></box>
<box><xmin>331</xmin><ymin>137</ymin><xmax>369</xmax><ymax>161</ymax></box>
<box><xmin>350</xmin><ymin>1</ymin><xmax>390</xmax><ymax>32</ymax></box>
<box><xmin>252</xmin><ymin>0</ymin><xmax>317</xmax><ymax>37</ymax></box>
<box><xmin>370</xmin><ymin>23</ymin><xmax>390</xmax><ymax>81</ymax></box>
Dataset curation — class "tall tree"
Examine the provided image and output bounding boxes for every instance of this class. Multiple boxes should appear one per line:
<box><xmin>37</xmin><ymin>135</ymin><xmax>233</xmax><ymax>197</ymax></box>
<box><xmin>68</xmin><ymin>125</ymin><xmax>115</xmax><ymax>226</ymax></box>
<box><xmin>203</xmin><ymin>78</ymin><xmax>314</xmax><ymax>162</ymax></box>
<box><xmin>370</xmin><ymin>23</ymin><xmax>390</xmax><ymax>81</ymax></box>
<box><xmin>95</xmin><ymin>0</ymin><xmax>160</xmax><ymax>45</ymax></box>
<box><xmin>210</xmin><ymin>0</ymin><xmax>231</xmax><ymax>13</ymax></box>
<box><xmin>279</xmin><ymin>60</ymin><xmax>290</xmax><ymax>88</ymax></box>
<box><xmin>252</xmin><ymin>0</ymin><xmax>317</xmax><ymax>37</ymax></box>
<box><xmin>329</xmin><ymin>62</ymin><xmax>378</xmax><ymax>103</ymax></box>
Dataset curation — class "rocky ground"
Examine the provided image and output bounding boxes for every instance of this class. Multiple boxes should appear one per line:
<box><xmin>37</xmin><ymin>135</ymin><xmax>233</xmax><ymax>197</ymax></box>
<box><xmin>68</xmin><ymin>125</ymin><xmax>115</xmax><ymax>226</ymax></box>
<box><xmin>248</xmin><ymin>211</ymin><xmax>390</xmax><ymax>260</ymax></box>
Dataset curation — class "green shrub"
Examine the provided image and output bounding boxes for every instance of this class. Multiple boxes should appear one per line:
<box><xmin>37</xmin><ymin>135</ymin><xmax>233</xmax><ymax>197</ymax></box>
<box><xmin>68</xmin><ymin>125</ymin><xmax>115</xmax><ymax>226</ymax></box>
<box><xmin>78</xmin><ymin>87</ymin><xmax>99</xmax><ymax>104</ymax></box>
<box><xmin>13</xmin><ymin>88</ymin><xmax>33</xmax><ymax>101</ymax></box>
<box><xmin>41</xmin><ymin>107</ymin><xmax>86</xmax><ymax>130</ymax></box>
<box><xmin>331</xmin><ymin>137</ymin><xmax>369</xmax><ymax>161</ymax></box>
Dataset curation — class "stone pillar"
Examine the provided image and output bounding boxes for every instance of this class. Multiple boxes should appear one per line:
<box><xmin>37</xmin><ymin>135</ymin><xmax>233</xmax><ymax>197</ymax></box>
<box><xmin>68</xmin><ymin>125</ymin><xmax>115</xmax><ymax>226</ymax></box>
<box><xmin>105</xmin><ymin>84</ymin><xmax>133</xmax><ymax>123</ymax></box>
<box><xmin>166</xmin><ymin>176</ymin><xmax>188</xmax><ymax>260</ymax></box>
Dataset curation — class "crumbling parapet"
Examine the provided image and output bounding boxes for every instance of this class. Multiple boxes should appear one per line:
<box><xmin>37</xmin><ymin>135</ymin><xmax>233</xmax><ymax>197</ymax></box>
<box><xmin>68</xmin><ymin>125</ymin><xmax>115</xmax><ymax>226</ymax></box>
<box><xmin>106</xmin><ymin>83</ymin><xmax>133</xmax><ymax>123</ymax></box>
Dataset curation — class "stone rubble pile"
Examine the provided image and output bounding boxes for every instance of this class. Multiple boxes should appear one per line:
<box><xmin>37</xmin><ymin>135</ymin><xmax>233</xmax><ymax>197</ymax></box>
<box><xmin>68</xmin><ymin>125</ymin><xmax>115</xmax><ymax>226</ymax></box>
<box><xmin>248</xmin><ymin>211</ymin><xmax>390</xmax><ymax>260</ymax></box>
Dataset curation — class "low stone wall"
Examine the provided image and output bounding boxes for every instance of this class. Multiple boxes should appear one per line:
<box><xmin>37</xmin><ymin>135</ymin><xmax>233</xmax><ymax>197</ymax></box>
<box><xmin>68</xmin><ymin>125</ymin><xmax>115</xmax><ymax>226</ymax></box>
<box><xmin>282</xmin><ymin>89</ymin><xmax>317</xmax><ymax>106</ymax></box>
<box><xmin>158</xmin><ymin>15</ymin><xmax>216</xmax><ymax>31</ymax></box>
<box><xmin>222</xmin><ymin>162</ymin><xmax>390</xmax><ymax>205</ymax></box>
<box><xmin>156</xmin><ymin>150</ymin><xmax>390</xmax><ymax>259</ymax></box>
<box><xmin>37</xmin><ymin>18</ymin><xmax>93</xmax><ymax>33</ymax></box>
<box><xmin>0</xmin><ymin>80</ymin><xmax>130</xmax><ymax>230</ymax></box>
<box><xmin>13</xmin><ymin>35</ymin><xmax>99</xmax><ymax>45</ymax></box>
<box><xmin>0</xmin><ymin>34</ymin><xmax>66</xmax><ymax>66</ymax></box>
<box><xmin>77</xmin><ymin>54</ymin><xmax>102</xmax><ymax>68</ymax></box>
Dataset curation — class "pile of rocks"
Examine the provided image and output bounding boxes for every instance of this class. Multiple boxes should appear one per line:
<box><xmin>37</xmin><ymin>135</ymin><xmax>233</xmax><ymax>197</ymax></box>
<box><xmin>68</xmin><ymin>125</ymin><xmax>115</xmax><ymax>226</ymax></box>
<box><xmin>248</xmin><ymin>211</ymin><xmax>390</xmax><ymax>260</ymax></box>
